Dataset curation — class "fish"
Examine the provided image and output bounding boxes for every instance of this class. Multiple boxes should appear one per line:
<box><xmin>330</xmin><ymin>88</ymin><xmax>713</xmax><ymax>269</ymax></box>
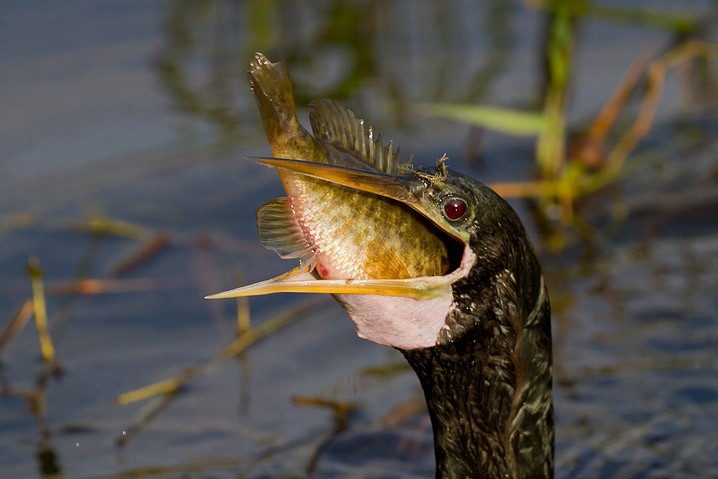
<box><xmin>246</xmin><ymin>52</ymin><xmax>450</xmax><ymax>281</ymax></box>
<box><xmin>207</xmin><ymin>53</ymin><xmax>475</xmax><ymax>349</ymax></box>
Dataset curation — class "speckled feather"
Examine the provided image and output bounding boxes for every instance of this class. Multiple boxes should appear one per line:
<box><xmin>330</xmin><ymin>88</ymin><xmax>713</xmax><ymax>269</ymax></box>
<box><xmin>401</xmin><ymin>172</ymin><xmax>553</xmax><ymax>478</ymax></box>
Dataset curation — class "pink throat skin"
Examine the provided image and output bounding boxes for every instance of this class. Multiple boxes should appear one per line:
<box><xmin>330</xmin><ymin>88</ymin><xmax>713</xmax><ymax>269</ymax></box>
<box><xmin>279</xmin><ymin>170</ymin><xmax>477</xmax><ymax>350</ymax></box>
<box><xmin>336</xmin><ymin>245</ymin><xmax>476</xmax><ymax>350</ymax></box>
<box><xmin>338</xmin><ymin>293</ymin><xmax>455</xmax><ymax>349</ymax></box>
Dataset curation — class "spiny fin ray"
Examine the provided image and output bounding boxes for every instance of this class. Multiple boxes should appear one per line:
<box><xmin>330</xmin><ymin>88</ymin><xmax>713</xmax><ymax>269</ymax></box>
<box><xmin>309</xmin><ymin>99</ymin><xmax>406</xmax><ymax>174</ymax></box>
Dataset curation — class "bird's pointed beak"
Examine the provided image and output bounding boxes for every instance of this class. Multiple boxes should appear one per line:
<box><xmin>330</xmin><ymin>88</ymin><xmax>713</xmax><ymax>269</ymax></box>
<box><xmin>204</xmin><ymin>265</ymin><xmax>461</xmax><ymax>300</ymax></box>
<box><xmin>255</xmin><ymin>157</ymin><xmax>426</xmax><ymax>206</ymax></box>
<box><xmin>255</xmin><ymin>157</ymin><xmax>469</xmax><ymax>244</ymax></box>
<box><xmin>205</xmin><ymin>157</ymin><xmax>474</xmax><ymax>302</ymax></box>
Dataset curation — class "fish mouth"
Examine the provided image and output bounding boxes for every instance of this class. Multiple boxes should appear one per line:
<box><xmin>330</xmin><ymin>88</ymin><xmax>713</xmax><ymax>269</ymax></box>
<box><xmin>205</xmin><ymin>158</ymin><xmax>473</xmax><ymax>301</ymax></box>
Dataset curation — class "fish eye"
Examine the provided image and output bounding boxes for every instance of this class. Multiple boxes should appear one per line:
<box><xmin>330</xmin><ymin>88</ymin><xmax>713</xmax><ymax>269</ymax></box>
<box><xmin>443</xmin><ymin>197</ymin><xmax>468</xmax><ymax>221</ymax></box>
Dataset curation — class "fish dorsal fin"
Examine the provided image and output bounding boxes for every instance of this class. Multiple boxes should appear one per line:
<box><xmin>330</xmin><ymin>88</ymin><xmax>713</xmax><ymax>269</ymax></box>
<box><xmin>309</xmin><ymin>99</ymin><xmax>404</xmax><ymax>174</ymax></box>
<box><xmin>256</xmin><ymin>197</ymin><xmax>316</xmax><ymax>269</ymax></box>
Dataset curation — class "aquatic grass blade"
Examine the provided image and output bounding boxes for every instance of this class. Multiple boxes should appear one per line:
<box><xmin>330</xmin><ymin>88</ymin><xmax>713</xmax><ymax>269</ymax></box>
<box><xmin>418</xmin><ymin>103</ymin><xmax>547</xmax><ymax>137</ymax></box>
<box><xmin>27</xmin><ymin>258</ymin><xmax>58</xmax><ymax>369</ymax></box>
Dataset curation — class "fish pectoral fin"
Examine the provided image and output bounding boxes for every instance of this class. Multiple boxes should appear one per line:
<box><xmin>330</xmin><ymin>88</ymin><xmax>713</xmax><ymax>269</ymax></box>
<box><xmin>308</xmin><ymin>99</ymin><xmax>405</xmax><ymax>174</ymax></box>
<box><xmin>205</xmin><ymin>267</ymin><xmax>451</xmax><ymax>300</ymax></box>
<box><xmin>364</xmin><ymin>239</ymin><xmax>412</xmax><ymax>279</ymax></box>
<box><xmin>257</xmin><ymin>198</ymin><xmax>316</xmax><ymax>268</ymax></box>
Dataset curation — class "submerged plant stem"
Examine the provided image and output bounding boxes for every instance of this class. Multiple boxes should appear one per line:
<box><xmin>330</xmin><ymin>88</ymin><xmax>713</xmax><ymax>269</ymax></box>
<box><xmin>0</xmin><ymin>299</ymin><xmax>34</xmax><ymax>358</ymax></box>
<box><xmin>27</xmin><ymin>258</ymin><xmax>58</xmax><ymax>369</ymax></box>
<box><xmin>109</xmin><ymin>232</ymin><xmax>171</xmax><ymax>277</ymax></box>
<box><xmin>116</xmin><ymin>297</ymin><xmax>324</xmax><ymax>406</ymax></box>
<box><xmin>606</xmin><ymin>40</ymin><xmax>718</xmax><ymax>172</ymax></box>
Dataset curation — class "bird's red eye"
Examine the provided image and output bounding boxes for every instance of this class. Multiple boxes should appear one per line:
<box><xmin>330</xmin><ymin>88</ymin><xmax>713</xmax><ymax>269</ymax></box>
<box><xmin>443</xmin><ymin>198</ymin><xmax>467</xmax><ymax>220</ymax></box>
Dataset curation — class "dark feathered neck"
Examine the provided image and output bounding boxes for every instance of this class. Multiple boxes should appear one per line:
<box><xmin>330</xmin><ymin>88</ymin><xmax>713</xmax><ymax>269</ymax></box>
<box><xmin>401</xmin><ymin>265</ymin><xmax>553</xmax><ymax>479</ymax></box>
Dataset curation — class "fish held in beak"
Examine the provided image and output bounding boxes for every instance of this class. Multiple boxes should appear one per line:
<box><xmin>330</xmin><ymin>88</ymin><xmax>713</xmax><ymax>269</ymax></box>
<box><xmin>252</xmin><ymin>156</ymin><xmax>472</xmax><ymax>245</ymax></box>
<box><xmin>205</xmin><ymin>156</ymin><xmax>474</xmax><ymax>303</ymax></box>
<box><xmin>207</xmin><ymin>53</ymin><xmax>476</xmax><ymax>348</ymax></box>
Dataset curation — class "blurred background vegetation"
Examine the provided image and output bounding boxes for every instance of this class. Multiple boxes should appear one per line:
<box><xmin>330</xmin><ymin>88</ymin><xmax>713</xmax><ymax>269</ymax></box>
<box><xmin>154</xmin><ymin>0</ymin><xmax>717</xmax><ymax>242</ymax></box>
<box><xmin>1</xmin><ymin>1</ymin><xmax>717</xmax><ymax>478</ymax></box>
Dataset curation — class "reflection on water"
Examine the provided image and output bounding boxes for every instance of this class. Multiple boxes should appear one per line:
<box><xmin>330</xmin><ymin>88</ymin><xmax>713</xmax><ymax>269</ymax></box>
<box><xmin>552</xmin><ymin>234</ymin><xmax>718</xmax><ymax>478</ymax></box>
<box><xmin>153</xmin><ymin>0</ymin><xmax>520</xmax><ymax>147</ymax></box>
<box><xmin>0</xmin><ymin>1</ymin><xmax>717</xmax><ymax>478</ymax></box>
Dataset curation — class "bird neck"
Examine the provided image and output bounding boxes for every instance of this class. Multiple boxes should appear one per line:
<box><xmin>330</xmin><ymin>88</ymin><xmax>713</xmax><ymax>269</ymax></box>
<box><xmin>401</xmin><ymin>280</ymin><xmax>553</xmax><ymax>479</ymax></box>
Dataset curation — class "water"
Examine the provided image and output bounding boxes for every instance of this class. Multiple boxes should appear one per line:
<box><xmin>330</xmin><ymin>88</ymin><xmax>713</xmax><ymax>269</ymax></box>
<box><xmin>552</xmin><ymin>234</ymin><xmax>718</xmax><ymax>478</ymax></box>
<box><xmin>1</xmin><ymin>1</ymin><xmax>717</xmax><ymax>478</ymax></box>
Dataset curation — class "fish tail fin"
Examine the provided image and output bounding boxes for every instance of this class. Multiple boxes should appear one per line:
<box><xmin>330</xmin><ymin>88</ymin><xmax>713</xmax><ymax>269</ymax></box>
<box><xmin>249</xmin><ymin>52</ymin><xmax>305</xmax><ymax>148</ymax></box>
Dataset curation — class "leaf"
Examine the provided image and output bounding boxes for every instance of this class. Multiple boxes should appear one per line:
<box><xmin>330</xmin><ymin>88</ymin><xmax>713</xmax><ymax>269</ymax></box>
<box><xmin>418</xmin><ymin>103</ymin><xmax>547</xmax><ymax>137</ymax></box>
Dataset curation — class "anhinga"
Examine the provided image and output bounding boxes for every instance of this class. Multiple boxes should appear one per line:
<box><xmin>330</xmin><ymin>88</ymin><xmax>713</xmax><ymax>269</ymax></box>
<box><xmin>207</xmin><ymin>53</ymin><xmax>553</xmax><ymax>479</ymax></box>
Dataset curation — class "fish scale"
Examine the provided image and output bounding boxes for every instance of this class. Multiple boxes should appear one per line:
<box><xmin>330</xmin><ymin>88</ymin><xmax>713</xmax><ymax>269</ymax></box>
<box><xmin>249</xmin><ymin>52</ymin><xmax>449</xmax><ymax>280</ymax></box>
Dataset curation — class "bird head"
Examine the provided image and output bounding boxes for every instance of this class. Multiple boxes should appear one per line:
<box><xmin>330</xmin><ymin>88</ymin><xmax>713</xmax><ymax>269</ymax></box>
<box><xmin>207</xmin><ymin>156</ymin><xmax>543</xmax><ymax>350</ymax></box>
